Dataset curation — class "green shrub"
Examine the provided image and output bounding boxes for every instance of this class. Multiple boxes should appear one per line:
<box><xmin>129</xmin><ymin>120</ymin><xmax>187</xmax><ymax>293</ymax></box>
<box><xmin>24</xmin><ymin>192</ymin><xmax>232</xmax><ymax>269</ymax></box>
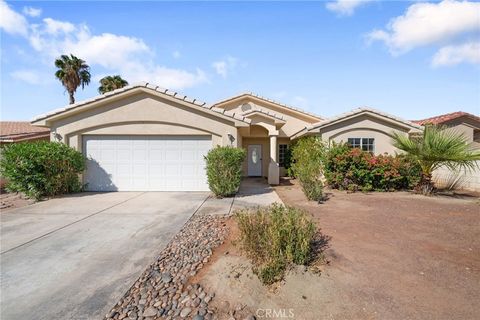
<box><xmin>235</xmin><ymin>204</ymin><xmax>316</xmax><ymax>285</ymax></box>
<box><xmin>324</xmin><ymin>142</ymin><xmax>421</xmax><ymax>192</ymax></box>
<box><xmin>290</xmin><ymin>136</ymin><xmax>324</xmax><ymax>201</ymax></box>
<box><xmin>0</xmin><ymin>141</ymin><xmax>85</xmax><ymax>199</ymax></box>
<box><xmin>283</xmin><ymin>142</ymin><xmax>295</xmax><ymax>177</ymax></box>
<box><xmin>204</xmin><ymin>146</ymin><xmax>246</xmax><ymax>197</ymax></box>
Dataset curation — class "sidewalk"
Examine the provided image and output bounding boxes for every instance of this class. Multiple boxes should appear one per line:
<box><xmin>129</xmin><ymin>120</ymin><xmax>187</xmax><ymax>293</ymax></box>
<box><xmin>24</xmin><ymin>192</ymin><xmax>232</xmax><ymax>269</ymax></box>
<box><xmin>195</xmin><ymin>177</ymin><xmax>283</xmax><ymax>215</ymax></box>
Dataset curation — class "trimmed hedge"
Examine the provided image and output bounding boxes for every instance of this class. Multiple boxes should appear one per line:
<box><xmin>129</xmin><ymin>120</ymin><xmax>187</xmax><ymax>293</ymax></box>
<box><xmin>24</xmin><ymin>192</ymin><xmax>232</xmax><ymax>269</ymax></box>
<box><xmin>0</xmin><ymin>141</ymin><xmax>85</xmax><ymax>199</ymax></box>
<box><xmin>324</xmin><ymin>142</ymin><xmax>421</xmax><ymax>192</ymax></box>
<box><xmin>204</xmin><ymin>146</ymin><xmax>246</xmax><ymax>197</ymax></box>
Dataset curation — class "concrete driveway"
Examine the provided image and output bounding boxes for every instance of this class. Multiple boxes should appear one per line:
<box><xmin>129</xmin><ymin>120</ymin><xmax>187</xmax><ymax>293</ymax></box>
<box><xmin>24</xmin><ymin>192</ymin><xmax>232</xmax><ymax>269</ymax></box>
<box><xmin>0</xmin><ymin>191</ymin><xmax>209</xmax><ymax>320</ymax></box>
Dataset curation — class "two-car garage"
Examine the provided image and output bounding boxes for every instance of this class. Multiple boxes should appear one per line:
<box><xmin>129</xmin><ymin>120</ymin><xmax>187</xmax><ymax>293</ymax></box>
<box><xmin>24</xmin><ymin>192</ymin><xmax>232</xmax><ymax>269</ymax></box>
<box><xmin>83</xmin><ymin>135</ymin><xmax>212</xmax><ymax>191</ymax></box>
<box><xmin>30</xmin><ymin>83</ymin><xmax>249</xmax><ymax>192</ymax></box>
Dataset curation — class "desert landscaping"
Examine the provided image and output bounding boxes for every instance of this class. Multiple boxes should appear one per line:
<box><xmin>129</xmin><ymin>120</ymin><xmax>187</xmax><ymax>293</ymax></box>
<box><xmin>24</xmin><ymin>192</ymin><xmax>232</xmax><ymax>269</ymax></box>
<box><xmin>100</xmin><ymin>178</ymin><xmax>479</xmax><ymax>320</ymax></box>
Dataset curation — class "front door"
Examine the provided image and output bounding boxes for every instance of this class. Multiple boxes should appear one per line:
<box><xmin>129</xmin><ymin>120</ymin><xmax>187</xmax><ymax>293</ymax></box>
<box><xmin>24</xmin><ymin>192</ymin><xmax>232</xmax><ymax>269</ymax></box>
<box><xmin>247</xmin><ymin>144</ymin><xmax>262</xmax><ymax>176</ymax></box>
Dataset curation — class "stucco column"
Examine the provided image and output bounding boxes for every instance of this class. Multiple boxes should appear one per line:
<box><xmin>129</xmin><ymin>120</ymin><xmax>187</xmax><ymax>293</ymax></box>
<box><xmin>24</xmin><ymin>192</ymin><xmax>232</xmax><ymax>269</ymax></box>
<box><xmin>268</xmin><ymin>135</ymin><xmax>280</xmax><ymax>185</ymax></box>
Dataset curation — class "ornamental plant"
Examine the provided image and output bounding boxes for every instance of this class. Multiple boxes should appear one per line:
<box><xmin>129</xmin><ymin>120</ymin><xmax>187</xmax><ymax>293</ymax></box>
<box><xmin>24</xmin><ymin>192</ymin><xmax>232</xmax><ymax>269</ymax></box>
<box><xmin>324</xmin><ymin>142</ymin><xmax>421</xmax><ymax>192</ymax></box>
<box><xmin>290</xmin><ymin>136</ymin><xmax>325</xmax><ymax>201</ymax></box>
<box><xmin>392</xmin><ymin>125</ymin><xmax>480</xmax><ymax>195</ymax></box>
<box><xmin>204</xmin><ymin>146</ymin><xmax>246</xmax><ymax>197</ymax></box>
<box><xmin>0</xmin><ymin>141</ymin><xmax>85</xmax><ymax>199</ymax></box>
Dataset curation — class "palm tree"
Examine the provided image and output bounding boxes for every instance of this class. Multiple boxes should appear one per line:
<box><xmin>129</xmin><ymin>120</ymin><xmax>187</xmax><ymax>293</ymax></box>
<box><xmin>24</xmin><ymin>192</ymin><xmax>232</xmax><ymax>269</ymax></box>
<box><xmin>392</xmin><ymin>125</ymin><xmax>480</xmax><ymax>195</ymax></box>
<box><xmin>98</xmin><ymin>75</ymin><xmax>129</xmax><ymax>94</ymax></box>
<box><xmin>54</xmin><ymin>54</ymin><xmax>91</xmax><ymax>104</ymax></box>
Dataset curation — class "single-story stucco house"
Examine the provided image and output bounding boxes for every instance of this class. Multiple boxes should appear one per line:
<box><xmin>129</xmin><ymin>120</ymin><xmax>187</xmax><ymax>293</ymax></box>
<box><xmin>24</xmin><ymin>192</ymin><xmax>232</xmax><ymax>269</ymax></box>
<box><xmin>30</xmin><ymin>82</ymin><xmax>477</xmax><ymax>192</ymax></box>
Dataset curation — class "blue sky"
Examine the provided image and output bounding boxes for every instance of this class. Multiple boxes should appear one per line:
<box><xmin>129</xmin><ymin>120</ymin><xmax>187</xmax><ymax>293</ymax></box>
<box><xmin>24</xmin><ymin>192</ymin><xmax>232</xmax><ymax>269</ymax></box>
<box><xmin>1</xmin><ymin>0</ymin><xmax>479</xmax><ymax>121</ymax></box>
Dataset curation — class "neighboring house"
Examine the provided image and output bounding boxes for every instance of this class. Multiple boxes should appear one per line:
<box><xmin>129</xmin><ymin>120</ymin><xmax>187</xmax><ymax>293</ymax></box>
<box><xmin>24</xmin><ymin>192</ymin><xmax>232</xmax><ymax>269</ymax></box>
<box><xmin>294</xmin><ymin>108</ymin><xmax>423</xmax><ymax>154</ymax></box>
<box><xmin>0</xmin><ymin>121</ymin><xmax>50</xmax><ymax>145</ymax></box>
<box><xmin>413</xmin><ymin>111</ymin><xmax>480</xmax><ymax>148</ymax></box>
<box><xmin>413</xmin><ymin>111</ymin><xmax>480</xmax><ymax>192</ymax></box>
<box><xmin>0</xmin><ymin>122</ymin><xmax>50</xmax><ymax>189</ymax></box>
<box><xmin>29</xmin><ymin>81</ymin><xmax>476</xmax><ymax>192</ymax></box>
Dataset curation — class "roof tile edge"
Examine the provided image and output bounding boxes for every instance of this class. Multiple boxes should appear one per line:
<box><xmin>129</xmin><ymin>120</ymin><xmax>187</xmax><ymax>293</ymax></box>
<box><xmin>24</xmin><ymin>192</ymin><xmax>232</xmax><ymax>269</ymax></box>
<box><xmin>31</xmin><ymin>82</ymin><xmax>250</xmax><ymax>124</ymax></box>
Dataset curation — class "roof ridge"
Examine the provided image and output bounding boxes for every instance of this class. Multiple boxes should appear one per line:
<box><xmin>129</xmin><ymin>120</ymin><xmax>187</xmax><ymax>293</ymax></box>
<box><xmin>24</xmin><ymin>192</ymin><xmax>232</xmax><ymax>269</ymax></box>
<box><xmin>308</xmin><ymin>106</ymin><xmax>423</xmax><ymax>130</ymax></box>
<box><xmin>31</xmin><ymin>82</ymin><xmax>251</xmax><ymax>124</ymax></box>
<box><xmin>412</xmin><ymin>111</ymin><xmax>478</xmax><ymax>125</ymax></box>
<box><xmin>213</xmin><ymin>92</ymin><xmax>324</xmax><ymax>120</ymax></box>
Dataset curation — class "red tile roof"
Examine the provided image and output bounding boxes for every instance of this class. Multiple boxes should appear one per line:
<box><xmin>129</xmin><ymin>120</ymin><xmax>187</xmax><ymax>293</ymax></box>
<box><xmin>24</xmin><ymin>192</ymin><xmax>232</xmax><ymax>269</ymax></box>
<box><xmin>0</xmin><ymin>121</ymin><xmax>50</xmax><ymax>143</ymax></box>
<box><xmin>413</xmin><ymin>111</ymin><xmax>480</xmax><ymax>126</ymax></box>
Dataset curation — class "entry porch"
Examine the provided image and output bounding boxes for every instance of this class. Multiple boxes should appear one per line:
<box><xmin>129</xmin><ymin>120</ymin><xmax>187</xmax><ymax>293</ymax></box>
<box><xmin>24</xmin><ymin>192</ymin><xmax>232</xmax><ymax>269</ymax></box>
<box><xmin>237</xmin><ymin>116</ymin><xmax>290</xmax><ymax>185</ymax></box>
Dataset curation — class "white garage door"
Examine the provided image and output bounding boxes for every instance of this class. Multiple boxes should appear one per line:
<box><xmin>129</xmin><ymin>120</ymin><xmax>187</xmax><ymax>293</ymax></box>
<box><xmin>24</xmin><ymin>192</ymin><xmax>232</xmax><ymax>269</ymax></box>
<box><xmin>83</xmin><ymin>135</ymin><xmax>211</xmax><ymax>191</ymax></box>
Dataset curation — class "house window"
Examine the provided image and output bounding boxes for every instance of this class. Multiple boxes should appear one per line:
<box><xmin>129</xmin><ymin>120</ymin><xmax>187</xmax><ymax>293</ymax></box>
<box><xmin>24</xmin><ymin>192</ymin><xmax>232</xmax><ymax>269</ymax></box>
<box><xmin>278</xmin><ymin>144</ymin><xmax>288</xmax><ymax>167</ymax></box>
<box><xmin>347</xmin><ymin>138</ymin><xmax>375</xmax><ymax>153</ymax></box>
<box><xmin>347</xmin><ymin>138</ymin><xmax>361</xmax><ymax>149</ymax></box>
<box><xmin>474</xmin><ymin>129</ymin><xmax>480</xmax><ymax>143</ymax></box>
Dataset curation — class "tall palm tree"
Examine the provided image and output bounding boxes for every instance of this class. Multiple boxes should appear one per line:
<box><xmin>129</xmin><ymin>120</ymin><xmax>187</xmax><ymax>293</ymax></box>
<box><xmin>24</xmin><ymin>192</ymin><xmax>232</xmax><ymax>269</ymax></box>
<box><xmin>98</xmin><ymin>75</ymin><xmax>129</xmax><ymax>94</ymax></box>
<box><xmin>54</xmin><ymin>54</ymin><xmax>91</xmax><ymax>104</ymax></box>
<box><xmin>392</xmin><ymin>125</ymin><xmax>480</xmax><ymax>195</ymax></box>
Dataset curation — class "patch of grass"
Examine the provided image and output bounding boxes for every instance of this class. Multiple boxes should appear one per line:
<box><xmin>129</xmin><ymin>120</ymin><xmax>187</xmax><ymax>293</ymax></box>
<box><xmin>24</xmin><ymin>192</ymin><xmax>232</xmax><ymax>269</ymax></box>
<box><xmin>235</xmin><ymin>203</ymin><xmax>318</xmax><ymax>284</ymax></box>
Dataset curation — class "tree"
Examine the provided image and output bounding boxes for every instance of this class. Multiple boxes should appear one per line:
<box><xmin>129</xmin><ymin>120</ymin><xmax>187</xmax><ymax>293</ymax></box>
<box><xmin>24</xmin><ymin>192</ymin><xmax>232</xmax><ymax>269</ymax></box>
<box><xmin>98</xmin><ymin>75</ymin><xmax>129</xmax><ymax>94</ymax></box>
<box><xmin>392</xmin><ymin>125</ymin><xmax>480</xmax><ymax>195</ymax></box>
<box><xmin>54</xmin><ymin>54</ymin><xmax>91</xmax><ymax>104</ymax></box>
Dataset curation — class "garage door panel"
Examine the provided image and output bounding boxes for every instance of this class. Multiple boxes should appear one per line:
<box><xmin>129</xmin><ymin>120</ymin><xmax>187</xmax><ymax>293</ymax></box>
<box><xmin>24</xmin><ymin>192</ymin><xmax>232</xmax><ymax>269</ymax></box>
<box><xmin>133</xmin><ymin>150</ymin><xmax>148</xmax><ymax>161</ymax></box>
<box><xmin>181</xmin><ymin>164</ymin><xmax>195</xmax><ymax>176</ymax></box>
<box><xmin>165</xmin><ymin>163</ymin><xmax>181</xmax><ymax>176</ymax></box>
<box><xmin>101</xmin><ymin>149</ymin><xmax>115</xmax><ymax>161</ymax></box>
<box><xmin>84</xmin><ymin>135</ymin><xmax>211</xmax><ymax>191</ymax></box>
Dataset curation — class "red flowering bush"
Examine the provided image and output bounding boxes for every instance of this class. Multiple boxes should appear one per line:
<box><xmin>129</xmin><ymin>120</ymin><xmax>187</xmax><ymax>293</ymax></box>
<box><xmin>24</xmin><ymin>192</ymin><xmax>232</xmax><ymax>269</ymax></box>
<box><xmin>324</xmin><ymin>142</ymin><xmax>421</xmax><ymax>192</ymax></box>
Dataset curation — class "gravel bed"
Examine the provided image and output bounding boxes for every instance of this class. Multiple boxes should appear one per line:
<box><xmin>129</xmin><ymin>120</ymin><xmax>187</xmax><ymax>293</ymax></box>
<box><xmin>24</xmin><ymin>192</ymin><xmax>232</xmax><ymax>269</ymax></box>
<box><xmin>104</xmin><ymin>214</ymin><xmax>229</xmax><ymax>320</ymax></box>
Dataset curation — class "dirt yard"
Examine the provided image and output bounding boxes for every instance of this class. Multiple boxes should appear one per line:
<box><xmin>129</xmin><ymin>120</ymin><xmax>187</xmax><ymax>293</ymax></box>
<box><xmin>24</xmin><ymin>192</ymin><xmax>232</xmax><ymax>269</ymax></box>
<box><xmin>0</xmin><ymin>191</ymin><xmax>35</xmax><ymax>211</ymax></box>
<box><xmin>197</xmin><ymin>179</ymin><xmax>480</xmax><ymax>320</ymax></box>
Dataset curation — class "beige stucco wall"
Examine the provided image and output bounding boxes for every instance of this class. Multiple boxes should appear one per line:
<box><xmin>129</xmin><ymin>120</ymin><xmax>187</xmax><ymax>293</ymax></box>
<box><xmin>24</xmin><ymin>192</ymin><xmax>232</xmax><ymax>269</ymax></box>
<box><xmin>433</xmin><ymin>163</ymin><xmax>480</xmax><ymax>192</ymax></box>
<box><xmin>46</xmin><ymin>92</ymin><xmax>241</xmax><ymax>152</ymax></box>
<box><xmin>216</xmin><ymin>98</ymin><xmax>320</xmax><ymax>138</ymax></box>
<box><xmin>317</xmin><ymin>114</ymin><xmax>416</xmax><ymax>155</ymax></box>
<box><xmin>432</xmin><ymin>120</ymin><xmax>480</xmax><ymax>192</ymax></box>
<box><xmin>443</xmin><ymin>123</ymin><xmax>474</xmax><ymax>142</ymax></box>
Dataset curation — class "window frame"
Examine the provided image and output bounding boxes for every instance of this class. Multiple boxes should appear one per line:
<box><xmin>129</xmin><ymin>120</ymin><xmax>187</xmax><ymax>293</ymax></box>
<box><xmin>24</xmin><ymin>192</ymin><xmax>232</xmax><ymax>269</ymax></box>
<box><xmin>278</xmin><ymin>144</ymin><xmax>288</xmax><ymax>167</ymax></box>
<box><xmin>347</xmin><ymin>137</ymin><xmax>375</xmax><ymax>153</ymax></box>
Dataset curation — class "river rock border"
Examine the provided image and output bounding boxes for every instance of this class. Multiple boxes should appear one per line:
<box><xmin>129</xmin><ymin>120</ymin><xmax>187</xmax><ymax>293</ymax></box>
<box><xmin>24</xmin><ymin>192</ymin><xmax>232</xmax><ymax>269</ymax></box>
<box><xmin>105</xmin><ymin>214</ymin><xmax>229</xmax><ymax>320</ymax></box>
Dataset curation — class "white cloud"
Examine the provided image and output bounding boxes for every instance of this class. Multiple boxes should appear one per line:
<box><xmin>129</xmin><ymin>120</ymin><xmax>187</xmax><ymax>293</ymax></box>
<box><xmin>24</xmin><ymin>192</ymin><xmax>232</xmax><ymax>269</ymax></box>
<box><xmin>212</xmin><ymin>56</ymin><xmax>238</xmax><ymax>78</ymax></box>
<box><xmin>23</xmin><ymin>6</ymin><xmax>42</xmax><ymax>17</ymax></box>
<box><xmin>43</xmin><ymin>17</ymin><xmax>75</xmax><ymax>35</ymax></box>
<box><xmin>432</xmin><ymin>42</ymin><xmax>480</xmax><ymax>67</ymax></box>
<box><xmin>10</xmin><ymin>70</ymin><xmax>41</xmax><ymax>84</ymax></box>
<box><xmin>61</xmin><ymin>31</ymin><xmax>151</xmax><ymax>69</ymax></box>
<box><xmin>367</xmin><ymin>0</ymin><xmax>480</xmax><ymax>54</ymax></box>
<box><xmin>326</xmin><ymin>0</ymin><xmax>373</xmax><ymax>16</ymax></box>
<box><xmin>117</xmin><ymin>62</ymin><xmax>208</xmax><ymax>89</ymax></box>
<box><xmin>31</xmin><ymin>23</ymin><xmax>207</xmax><ymax>89</ymax></box>
<box><xmin>1</xmin><ymin>4</ymin><xmax>208</xmax><ymax>90</ymax></box>
<box><xmin>0</xmin><ymin>0</ymin><xmax>28</xmax><ymax>36</ymax></box>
